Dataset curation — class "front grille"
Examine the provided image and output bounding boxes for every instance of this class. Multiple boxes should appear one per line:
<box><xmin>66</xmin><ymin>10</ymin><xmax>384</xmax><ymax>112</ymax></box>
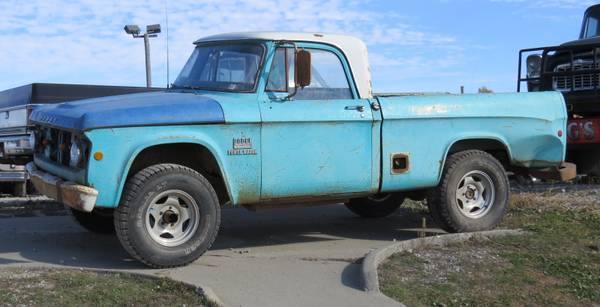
<box><xmin>553</xmin><ymin>60</ymin><xmax>600</xmax><ymax>92</ymax></box>
<box><xmin>35</xmin><ymin>126</ymin><xmax>88</xmax><ymax>169</ymax></box>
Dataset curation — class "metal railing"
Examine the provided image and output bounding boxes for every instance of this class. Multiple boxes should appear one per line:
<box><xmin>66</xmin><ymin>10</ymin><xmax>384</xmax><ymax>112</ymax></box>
<box><xmin>517</xmin><ymin>42</ymin><xmax>600</xmax><ymax>94</ymax></box>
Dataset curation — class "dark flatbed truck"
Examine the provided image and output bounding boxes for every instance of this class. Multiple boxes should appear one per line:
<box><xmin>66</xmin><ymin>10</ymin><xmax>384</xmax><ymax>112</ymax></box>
<box><xmin>0</xmin><ymin>83</ymin><xmax>161</xmax><ymax>195</ymax></box>
<box><xmin>518</xmin><ymin>4</ymin><xmax>600</xmax><ymax>177</ymax></box>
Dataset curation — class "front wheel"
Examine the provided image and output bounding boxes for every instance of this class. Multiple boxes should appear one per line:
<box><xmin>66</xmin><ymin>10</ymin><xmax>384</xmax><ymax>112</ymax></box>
<box><xmin>427</xmin><ymin>150</ymin><xmax>509</xmax><ymax>233</ymax></box>
<box><xmin>114</xmin><ymin>164</ymin><xmax>221</xmax><ymax>268</ymax></box>
<box><xmin>345</xmin><ymin>193</ymin><xmax>405</xmax><ymax>218</ymax></box>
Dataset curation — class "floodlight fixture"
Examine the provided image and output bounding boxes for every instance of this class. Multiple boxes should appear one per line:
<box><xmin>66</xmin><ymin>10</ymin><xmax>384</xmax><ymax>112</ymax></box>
<box><xmin>124</xmin><ymin>25</ymin><xmax>141</xmax><ymax>36</ymax></box>
<box><xmin>147</xmin><ymin>24</ymin><xmax>161</xmax><ymax>35</ymax></box>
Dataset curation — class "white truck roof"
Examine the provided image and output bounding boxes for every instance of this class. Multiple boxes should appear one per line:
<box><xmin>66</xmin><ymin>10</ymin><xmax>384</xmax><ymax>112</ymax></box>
<box><xmin>195</xmin><ymin>32</ymin><xmax>373</xmax><ymax>99</ymax></box>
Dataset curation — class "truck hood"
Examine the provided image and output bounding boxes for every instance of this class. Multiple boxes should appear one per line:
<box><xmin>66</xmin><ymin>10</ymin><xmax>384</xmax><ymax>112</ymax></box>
<box><xmin>30</xmin><ymin>91</ymin><xmax>225</xmax><ymax>131</ymax></box>
<box><xmin>560</xmin><ymin>36</ymin><xmax>600</xmax><ymax>47</ymax></box>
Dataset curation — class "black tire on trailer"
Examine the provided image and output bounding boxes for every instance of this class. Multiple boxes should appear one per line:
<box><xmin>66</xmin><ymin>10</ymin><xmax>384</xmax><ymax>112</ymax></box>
<box><xmin>26</xmin><ymin>180</ymin><xmax>38</xmax><ymax>195</ymax></box>
<box><xmin>71</xmin><ymin>208</ymin><xmax>115</xmax><ymax>234</ymax></box>
<box><xmin>427</xmin><ymin>150</ymin><xmax>509</xmax><ymax>233</ymax></box>
<box><xmin>345</xmin><ymin>193</ymin><xmax>405</xmax><ymax>218</ymax></box>
<box><xmin>114</xmin><ymin>164</ymin><xmax>221</xmax><ymax>269</ymax></box>
<box><xmin>13</xmin><ymin>182</ymin><xmax>27</xmax><ymax>197</ymax></box>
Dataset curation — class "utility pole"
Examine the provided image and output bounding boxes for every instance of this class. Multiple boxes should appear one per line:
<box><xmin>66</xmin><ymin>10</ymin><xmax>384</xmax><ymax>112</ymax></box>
<box><xmin>143</xmin><ymin>33</ymin><xmax>152</xmax><ymax>87</ymax></box>
<box><xmin>124</xmin><ymin>24</ymin><xmax>161</xmax><ymax>88</ymax></box>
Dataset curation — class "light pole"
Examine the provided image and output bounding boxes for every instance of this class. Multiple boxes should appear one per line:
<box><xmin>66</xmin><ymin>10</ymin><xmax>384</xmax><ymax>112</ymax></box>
<box><xmin>124</xmin><ymin>24</ymin><xmax>161</xmax><ymax>88</ymax></box>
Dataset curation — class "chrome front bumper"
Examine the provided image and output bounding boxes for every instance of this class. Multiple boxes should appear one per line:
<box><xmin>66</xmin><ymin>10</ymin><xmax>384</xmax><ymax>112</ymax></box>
<box><xmin>0</xmin><ymin>164</ymin><xmax>27</xmax><ymax>182</ymax></box>
<box><xmin>26</xmin><ymin>162</ymin><xmax>98</xmax><ymax>212</ymax></box>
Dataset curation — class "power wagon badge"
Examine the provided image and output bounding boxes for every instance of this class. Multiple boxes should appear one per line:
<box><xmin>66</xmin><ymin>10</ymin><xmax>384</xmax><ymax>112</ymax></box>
<box><xmin>228</xmin><ymin>137</ymin><xmax>257</xmax><ymax>155</ymax></box>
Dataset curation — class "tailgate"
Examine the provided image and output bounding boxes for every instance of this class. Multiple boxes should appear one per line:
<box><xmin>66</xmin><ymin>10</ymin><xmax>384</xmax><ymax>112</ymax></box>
<box><xmin>0</xmin><ymin>106</ymin><xmax>30</xmax><ymax>133</ymax></box>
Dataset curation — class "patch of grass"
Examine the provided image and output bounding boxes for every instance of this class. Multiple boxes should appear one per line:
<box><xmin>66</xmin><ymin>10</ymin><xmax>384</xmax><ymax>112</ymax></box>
<box><xmin>0</xmin><ymin>268</ymin><xmax>217</xmax><ymax>307</ymax></box>
<box><xmin>379</xmin><ymin>192</ymin><xmax>600</xmax><ymax>307</ymax></box>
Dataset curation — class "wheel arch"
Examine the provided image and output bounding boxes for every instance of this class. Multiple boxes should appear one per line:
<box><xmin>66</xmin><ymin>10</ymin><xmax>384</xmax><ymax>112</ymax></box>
<box><xmin>116</xmin><ymin>140</ymin><xmax>232</xmax><ymax>207</ymax></box>
<box><xmin>437</xmin><ymin>137</ymin><xmax>512</xmax><ymax>184</ymax></box>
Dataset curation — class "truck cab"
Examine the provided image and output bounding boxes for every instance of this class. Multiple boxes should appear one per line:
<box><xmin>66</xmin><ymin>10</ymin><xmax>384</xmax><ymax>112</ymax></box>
<box><xmin>28</xmin><ymin>32</ymin><xmax>574</xmax><ymax>268</ymax></box>
<box><xmin>580</xmin><ymin>4</ymin><xmax>600</xmax><ymax>40</ymax></box>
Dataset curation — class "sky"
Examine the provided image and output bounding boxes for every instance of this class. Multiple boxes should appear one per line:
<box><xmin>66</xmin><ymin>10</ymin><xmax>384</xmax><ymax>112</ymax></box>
<box><xmin>0</xmin><ymin>0</ymin><xmax>596</xmax><ymax>94</ymax></box>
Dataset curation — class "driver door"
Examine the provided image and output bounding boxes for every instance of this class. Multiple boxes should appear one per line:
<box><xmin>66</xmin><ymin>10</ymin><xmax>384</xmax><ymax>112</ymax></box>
<box><xmin>259</xmin><ymin>46</ymin><xmax>376</xmax><ymax>201</ymax></box>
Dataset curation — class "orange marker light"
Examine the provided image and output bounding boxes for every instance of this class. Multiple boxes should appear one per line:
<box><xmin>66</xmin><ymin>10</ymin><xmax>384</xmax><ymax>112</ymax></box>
<box><xmin>93</xmin><ymin>151</ymin><xmax>104</xmax><ymax>161</ymax></box>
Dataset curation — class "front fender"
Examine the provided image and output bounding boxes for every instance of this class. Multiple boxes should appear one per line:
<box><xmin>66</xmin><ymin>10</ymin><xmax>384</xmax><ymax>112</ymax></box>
<box><xmin>85</xmin><ymin>124</ymin><xmax>261</xmax><ymax>208</ymax></box>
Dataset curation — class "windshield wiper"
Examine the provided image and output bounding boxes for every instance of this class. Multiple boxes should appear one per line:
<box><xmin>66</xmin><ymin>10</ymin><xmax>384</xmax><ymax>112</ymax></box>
<box><xmin>171</xmin><ymin>85</ymin><xmax>204</xmax><ymax>90</ymax></box>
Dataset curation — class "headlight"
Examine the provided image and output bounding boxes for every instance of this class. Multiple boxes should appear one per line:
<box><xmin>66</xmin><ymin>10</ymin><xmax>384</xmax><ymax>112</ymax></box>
<box><xmin>526</xmin><ymin>54</ymin><xmax>542</xmax><ymax>79</ymax></box>
<box><xmin>3</xmin><ymin>137</ymin><xmax>34</xmax><ymax>156</ymax></box>
<box><xmin>69</xmin><ymin>139</ymin><xmax>82</xmax><ymax>168</ymax></box>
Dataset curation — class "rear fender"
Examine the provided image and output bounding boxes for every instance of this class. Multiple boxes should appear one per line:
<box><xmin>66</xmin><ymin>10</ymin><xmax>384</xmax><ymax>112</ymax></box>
<box><xmin>438</xmin><ymin>136</ymin><xmax>512</xmax><ymax>184</ymax></box>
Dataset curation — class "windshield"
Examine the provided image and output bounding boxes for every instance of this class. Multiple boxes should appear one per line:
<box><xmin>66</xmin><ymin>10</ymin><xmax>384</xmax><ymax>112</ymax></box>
<box><xmin>173</xmin><ymin>44</ymin><xmax>264</xmax><ymax>92</ymax></box>
<box><xmin>582</xmin><ymin>6</ymin><xmax>600</xmax><ymax>39</ymax></box>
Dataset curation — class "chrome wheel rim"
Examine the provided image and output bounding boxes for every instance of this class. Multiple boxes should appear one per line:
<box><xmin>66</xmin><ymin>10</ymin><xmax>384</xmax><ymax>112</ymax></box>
<box><xmin>145</xmin><ymin>190</ymin><xmax>200</xmax><ymax>247</ymax></box>
<box><xmin>455</xmin><ymin>170</ymin><xmax>495</xmax><ymax>219</ymax></box>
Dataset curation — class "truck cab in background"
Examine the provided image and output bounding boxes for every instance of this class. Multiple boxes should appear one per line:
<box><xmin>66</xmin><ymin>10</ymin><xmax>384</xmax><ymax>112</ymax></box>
<box><xmin>519</xmin><ymin>4</ymin><xmax>600</xmax><ymax>176</ymax></box>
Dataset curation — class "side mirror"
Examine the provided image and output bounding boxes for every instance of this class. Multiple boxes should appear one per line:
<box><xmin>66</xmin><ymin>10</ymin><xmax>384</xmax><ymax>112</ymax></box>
<box><xmin>295</xmin><ymin>50</ymin><xmax>311</xmax><ymax>88</ymax></box>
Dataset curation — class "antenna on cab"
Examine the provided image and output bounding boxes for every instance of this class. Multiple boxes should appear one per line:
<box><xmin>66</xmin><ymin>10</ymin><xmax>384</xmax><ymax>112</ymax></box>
<box><xmin>165</xmin><ymin>0</ymin><xmax>171</xmax><ymax>88</ymax></box>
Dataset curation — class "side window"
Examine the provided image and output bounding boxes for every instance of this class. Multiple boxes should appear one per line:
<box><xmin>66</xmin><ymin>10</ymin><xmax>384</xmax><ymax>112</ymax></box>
<box><xmin>586</xmin><ymin>17</ymin><xmax>599</xmax><ymax>38</ymax></box>
<box><xmin>299</xmin><ymin>49</ymin><xmax>352</xmax><ymax>100</ymax></box>
<box><xmin>266</xmin><ymin>48</ymin><xmax>353</xmax><ymax>100</ymax></box>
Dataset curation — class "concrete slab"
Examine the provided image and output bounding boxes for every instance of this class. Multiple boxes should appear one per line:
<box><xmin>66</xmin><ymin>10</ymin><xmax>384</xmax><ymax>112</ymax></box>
<box><xmin>0</xmin><ymin>201</ymin><xmax>438</xmax><ymax>306</ymax></box>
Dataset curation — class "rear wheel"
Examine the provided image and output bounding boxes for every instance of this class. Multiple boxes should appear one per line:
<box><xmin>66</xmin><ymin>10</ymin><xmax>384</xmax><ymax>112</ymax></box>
<box><xmin>114</xmin><ymin>164</ymin><xmax>221</xmax><ymax>268</ymax></box>
<box><xmin>71</xmin><ymin>208</ymin><xmax>115</xmax><ymax>234</ymax></box>
<box><xmin>345</xmin><ymin>193</ymin><xmax>405</xmax><ymax>218</ymax></box>
<box><xmin>427</xmin><ymin>150</ymin><xmax>509</xmax><ymax>232</ymax></box>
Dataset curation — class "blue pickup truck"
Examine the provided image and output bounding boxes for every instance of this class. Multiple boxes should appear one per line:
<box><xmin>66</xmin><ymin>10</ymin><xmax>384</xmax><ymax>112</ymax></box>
<box><xmin>26</xmin><ymin>32</ymin><xmax>575</xmax><ymax>268</ymax></box>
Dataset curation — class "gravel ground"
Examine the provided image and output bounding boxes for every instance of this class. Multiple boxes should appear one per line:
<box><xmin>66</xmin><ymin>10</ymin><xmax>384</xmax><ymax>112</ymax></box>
<box><xmin>380</xmin><ymin>184</ymin><xmax>600</xmax><ymax>307</ymax></box>
<box><xmin>384</xmin><ymin>242</ymin><xmax>512</xmax><ymax>285</ymax></box>
<box><xmin>509</xmin><ymin>178</ymin><xmax>600</xmax><ymax>193</ymax></box>
<box><xmin>0</xmin><ymin>195</ymin><xmax>67</xmax><ymax>218</ymax></box>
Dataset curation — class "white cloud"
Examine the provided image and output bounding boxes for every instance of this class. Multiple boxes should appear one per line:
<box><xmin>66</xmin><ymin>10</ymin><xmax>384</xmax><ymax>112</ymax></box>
<box><xmin>0</xmin><ymin>0</ymin><xmax>462</xmax><ymax>90</ymax></box>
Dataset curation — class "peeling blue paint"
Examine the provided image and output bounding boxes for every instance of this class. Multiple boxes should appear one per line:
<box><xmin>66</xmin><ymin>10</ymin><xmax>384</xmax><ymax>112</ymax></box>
<box><xmin>30</xmin><ymin>91</ymin><xmax>225</xmax><ymax>130</ymax></box>
<box><xmin>377</xmin><ymin>91</ymin><xmax>566</xmax><ymax>192</ymax></box>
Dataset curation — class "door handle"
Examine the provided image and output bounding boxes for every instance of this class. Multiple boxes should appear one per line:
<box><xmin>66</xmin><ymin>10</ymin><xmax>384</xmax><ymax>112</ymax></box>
<box><xmin>344</xmin><ymin>105</ymin><xmax>365</xmax><ymax>112</ymax></box>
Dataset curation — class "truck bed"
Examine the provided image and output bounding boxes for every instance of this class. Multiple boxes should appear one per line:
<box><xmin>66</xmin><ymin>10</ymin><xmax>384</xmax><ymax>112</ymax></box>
<box><xmin>0</xmin><ymin>83</ymin><xmax>162</xmax><ymax>109</ymax></box>
<box><xmin>374</xmin><ymin>92</ymin><xmax>451</xmax><ymax>97</ymax></box>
